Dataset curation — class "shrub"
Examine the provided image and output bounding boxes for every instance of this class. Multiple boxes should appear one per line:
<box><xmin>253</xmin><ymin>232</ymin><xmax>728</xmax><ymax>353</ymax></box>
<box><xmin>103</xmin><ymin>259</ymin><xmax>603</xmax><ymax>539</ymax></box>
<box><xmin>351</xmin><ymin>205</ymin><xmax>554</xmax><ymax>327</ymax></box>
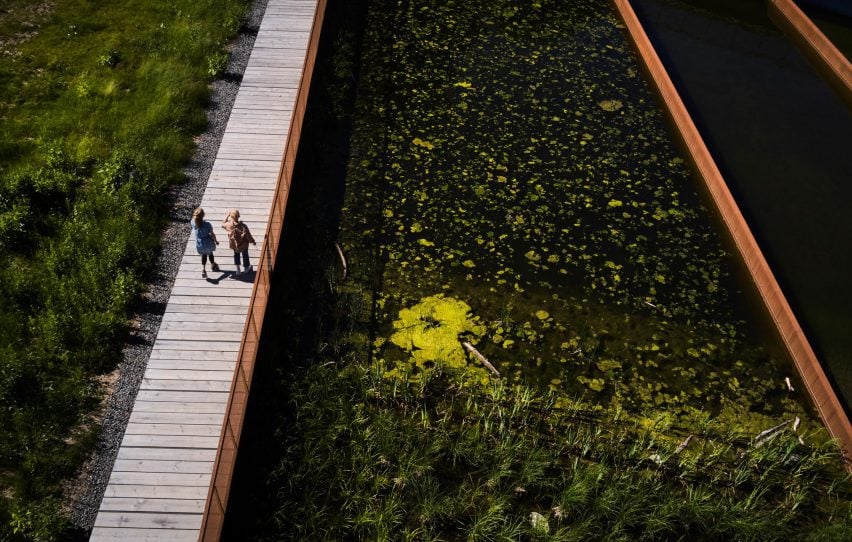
<box><xmin>206</xmin><ymin>51</ymin><xmax>230</xmax><ymax>77</ymax></box>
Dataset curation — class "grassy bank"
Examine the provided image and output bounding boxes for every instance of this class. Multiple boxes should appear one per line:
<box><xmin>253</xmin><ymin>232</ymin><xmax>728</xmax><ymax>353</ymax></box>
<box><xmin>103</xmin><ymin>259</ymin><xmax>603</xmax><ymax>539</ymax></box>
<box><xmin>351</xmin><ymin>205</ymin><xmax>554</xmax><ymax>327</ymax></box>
<box><xmin>0</xmin><ymin>0</ymin><xmax>248</xmax><ymax>538</ymax></box>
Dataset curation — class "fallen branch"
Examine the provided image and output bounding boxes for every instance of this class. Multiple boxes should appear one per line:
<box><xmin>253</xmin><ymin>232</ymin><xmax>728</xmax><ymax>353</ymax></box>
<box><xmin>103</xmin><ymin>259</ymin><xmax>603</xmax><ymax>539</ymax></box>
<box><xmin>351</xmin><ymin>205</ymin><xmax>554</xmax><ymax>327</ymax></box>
<box><xmin>674</xmin><ymin>435</ymin><xmax>693</xmax><ymax>455</ymax></box>
<box><xmin>462</xmin><ymin>341</ymin><xmax>500</xmax><ymax>377</ymax></box>
<box><xmin>335</xmin><ymin>241</ymin><xmax>348</xmax><ymax>280</ymax></box>
<box><xmin>753</xmin><ymin>419</ymin><xmax>793</xmax><ymax>449</ymax></box>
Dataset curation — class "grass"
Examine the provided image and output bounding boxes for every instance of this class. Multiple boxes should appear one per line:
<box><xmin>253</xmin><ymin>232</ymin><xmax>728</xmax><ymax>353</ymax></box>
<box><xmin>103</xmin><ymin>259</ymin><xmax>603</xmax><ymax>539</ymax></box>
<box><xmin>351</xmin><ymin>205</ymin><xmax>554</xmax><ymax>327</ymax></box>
<box><xmin>0</xmin><ymin>0</ymin><xmax>249</xmax><ymax>539</ymax></box>
<box><xmin>259</xmin><ymin>359</ymin><xmax>852</xmax><ymax>540</ymax></box>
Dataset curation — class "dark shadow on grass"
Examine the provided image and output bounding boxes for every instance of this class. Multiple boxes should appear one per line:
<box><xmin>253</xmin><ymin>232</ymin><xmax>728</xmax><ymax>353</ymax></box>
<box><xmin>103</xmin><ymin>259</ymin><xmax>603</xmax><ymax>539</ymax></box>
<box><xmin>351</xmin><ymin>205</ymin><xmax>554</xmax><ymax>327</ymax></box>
<box><xmin>221</xmin><ymin>72</ymin><xmax>244</xmax><ymax>84</ymax></box>
<box><xmin>240</xmin><ymin>24</ymin><xmax>260</xmax><ymax>37</ymax></box>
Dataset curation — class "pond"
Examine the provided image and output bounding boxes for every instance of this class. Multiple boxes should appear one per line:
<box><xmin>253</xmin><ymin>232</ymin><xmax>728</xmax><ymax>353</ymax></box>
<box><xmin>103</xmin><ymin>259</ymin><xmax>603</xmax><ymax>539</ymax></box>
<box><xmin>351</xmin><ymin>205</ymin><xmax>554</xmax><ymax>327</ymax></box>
<box><xmin>221</xmin><ymin>1</ymin><xmax>851</xmax><ymax>537</ymax></box>
<box><xmin>338</xmin><ymin>0</ymin><xmax>815</xmax><ymax>432</ymax></box>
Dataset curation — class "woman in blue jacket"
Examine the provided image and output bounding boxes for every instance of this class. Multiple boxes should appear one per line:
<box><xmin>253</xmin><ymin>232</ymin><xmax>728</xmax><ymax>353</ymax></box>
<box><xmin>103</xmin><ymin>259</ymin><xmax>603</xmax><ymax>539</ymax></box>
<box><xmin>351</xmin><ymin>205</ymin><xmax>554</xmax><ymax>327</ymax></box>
<box><xmin>192</xmin><ymin>207</ymin><xmax>219</xmax><ymax>278</ymax></box>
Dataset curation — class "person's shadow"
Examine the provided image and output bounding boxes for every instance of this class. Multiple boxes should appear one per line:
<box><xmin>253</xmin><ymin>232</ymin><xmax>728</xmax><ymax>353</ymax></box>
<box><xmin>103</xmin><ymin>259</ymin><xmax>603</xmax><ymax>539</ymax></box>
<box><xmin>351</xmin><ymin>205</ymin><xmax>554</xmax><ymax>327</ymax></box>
<box><xmin>205</xmin><ymin>272</ymin><xmax>230</xmax><ymax>285</ymax></box>
<box><xmin>205</xmin><ymin>269</ymin><xmax>255</xmax><ymax>285</ymax></box>
<box><xmin>232</xmin><ymin>268</ymin><xmax>256</xmax><ymax>283</ymax></box>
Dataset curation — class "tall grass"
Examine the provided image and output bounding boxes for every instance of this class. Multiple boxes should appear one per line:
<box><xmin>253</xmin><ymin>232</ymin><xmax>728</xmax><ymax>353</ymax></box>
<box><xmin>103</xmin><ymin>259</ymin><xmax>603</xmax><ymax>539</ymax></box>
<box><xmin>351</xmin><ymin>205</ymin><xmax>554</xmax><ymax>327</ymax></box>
<box><xmin>262</xmin><ymin>360</ymin><xmax>851</xmax><ymax>540</ymax></box>
<box><xmin>0</xmin><ymin>0</ymin><xmax>249</xmax><ymax>538</ymax></box>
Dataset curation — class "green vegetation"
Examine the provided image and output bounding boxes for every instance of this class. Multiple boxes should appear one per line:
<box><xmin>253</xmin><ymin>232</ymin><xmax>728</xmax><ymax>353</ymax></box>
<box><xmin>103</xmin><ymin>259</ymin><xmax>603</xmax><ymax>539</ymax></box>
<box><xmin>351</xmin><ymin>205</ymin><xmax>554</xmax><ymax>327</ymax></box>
<box><xmin>0</xmin><ymin>0</ymin><xmax>248</xmax><ymax>538</ymax></box>
<box><xmin>269</xmin><ymin>361</ymin><xmax>851</xmax><ymax>540</ymax></box>
<box><xmin>225</xmin><ymin>0</ymin><xmax>852</xmax><ymax>538</ymax></box>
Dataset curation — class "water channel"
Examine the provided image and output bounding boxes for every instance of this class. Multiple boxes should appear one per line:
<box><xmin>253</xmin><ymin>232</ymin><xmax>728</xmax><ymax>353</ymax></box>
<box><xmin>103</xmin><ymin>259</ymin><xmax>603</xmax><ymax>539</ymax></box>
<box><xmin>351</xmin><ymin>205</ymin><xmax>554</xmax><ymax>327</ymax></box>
<box><xmin>632</xmin><ymin>0</ymin><xmax>852</xmax><ymax>412</ymax></box>
<box><xmin>223</xmin><ymin>0</ymin><xmax>848</xmax><ymax>534</ymax></box>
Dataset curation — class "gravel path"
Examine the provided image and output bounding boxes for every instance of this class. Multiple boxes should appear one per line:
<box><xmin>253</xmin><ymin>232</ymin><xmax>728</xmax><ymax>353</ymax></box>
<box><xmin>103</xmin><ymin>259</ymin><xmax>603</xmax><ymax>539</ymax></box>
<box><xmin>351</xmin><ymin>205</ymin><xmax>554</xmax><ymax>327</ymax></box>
<box><xmin>66</xmin><ymin>0</ymin><xmax>270</xmax><ymax>531</ymax></box>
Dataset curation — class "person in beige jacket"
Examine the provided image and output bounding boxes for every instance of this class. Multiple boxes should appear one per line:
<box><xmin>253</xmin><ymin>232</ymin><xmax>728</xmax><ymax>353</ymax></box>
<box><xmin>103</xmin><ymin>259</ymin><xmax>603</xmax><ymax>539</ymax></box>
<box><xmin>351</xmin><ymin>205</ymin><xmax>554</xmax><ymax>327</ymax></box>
<box><xmin>222</xmin><ymin>209</ymin><xmax>256</xmax><ymax>276</ymax></box>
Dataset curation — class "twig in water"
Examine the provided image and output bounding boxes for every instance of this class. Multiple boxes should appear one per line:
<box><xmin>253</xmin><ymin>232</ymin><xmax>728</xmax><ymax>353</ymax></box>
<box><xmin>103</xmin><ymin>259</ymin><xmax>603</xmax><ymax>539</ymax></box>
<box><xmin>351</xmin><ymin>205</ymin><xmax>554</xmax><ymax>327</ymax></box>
<box><xmin>753</xmin><ymin>419</ymin><xmax>793</xmax><ymax>449</ymax></box>
<box><xmin>335</xmin><ymin>241</ymin><xmax>348</xmax><ymax>280</ymax></box>
<box><xmin>674</xmin><ymin>434</ymin><xmax>693</xmax><ymax>455</ymax></box>
<box><xmin>462</xmin><ymin>341</ymin><xmax>500</xmax><ymax>377</ymax></box>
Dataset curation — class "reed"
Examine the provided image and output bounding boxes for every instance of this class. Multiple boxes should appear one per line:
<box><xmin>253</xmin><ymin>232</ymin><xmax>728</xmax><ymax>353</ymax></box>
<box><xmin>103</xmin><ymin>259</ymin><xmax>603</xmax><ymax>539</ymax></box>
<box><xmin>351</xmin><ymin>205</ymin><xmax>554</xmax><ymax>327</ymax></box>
<box><xmin>254</xmin><ymin>359</ymin><xmax>851</xmax><ymax>540</ymax></box>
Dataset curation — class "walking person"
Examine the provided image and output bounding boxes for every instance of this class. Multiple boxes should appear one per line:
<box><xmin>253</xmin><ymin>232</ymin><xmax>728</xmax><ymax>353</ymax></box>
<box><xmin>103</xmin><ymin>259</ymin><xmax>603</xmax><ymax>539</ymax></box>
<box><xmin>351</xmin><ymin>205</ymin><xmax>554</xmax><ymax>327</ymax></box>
<box><xmin>192</xmin><ymin>207</ymin><xmax>219</xmax><ymax>278</ymax></box>
<box><xmin>222</xmin><ymin>209</ymin><xmax>256</xmax><ymax>276</ymax></box>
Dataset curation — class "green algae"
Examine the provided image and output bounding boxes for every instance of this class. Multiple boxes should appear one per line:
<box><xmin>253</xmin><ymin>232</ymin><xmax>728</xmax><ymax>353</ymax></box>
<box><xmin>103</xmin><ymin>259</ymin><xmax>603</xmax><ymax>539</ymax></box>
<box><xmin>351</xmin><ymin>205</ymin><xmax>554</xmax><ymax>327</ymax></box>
<box><xmin>388</xmin><ymin>294</ymin><xmax>485</xmax><ymax>373</ymax></box>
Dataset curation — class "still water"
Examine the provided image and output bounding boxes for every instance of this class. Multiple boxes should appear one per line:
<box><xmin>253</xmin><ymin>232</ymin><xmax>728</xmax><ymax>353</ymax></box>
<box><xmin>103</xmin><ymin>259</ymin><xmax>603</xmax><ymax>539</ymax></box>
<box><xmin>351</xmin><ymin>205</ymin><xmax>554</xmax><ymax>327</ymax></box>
<box><xmin>336</xmin><ymin>0</ymin><xmax>815</xmax><ymax>428</ymax></box>
<box><xmin>632</xmin><ymin>0</ymin><xmax>852</xmax><ymax>412</ymax></box>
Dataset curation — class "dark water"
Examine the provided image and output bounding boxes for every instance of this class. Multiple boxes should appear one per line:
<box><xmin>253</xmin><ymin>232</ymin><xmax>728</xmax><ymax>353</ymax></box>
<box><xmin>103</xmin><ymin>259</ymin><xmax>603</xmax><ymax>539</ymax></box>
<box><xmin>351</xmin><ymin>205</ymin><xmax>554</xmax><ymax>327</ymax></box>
<box><xmin>802</xmin><ymin>1</ymin><xmax>852</xmax><ymax>60</ymax></box>
<box><xmin>632</xmin><ymin>0</ymin><xmax>852</xmax><ymax>412</ymax></box>
<box><xmin>327</xmin><ymin>0</ymin><xmax>818</xmax><ymax>430</ymax></box>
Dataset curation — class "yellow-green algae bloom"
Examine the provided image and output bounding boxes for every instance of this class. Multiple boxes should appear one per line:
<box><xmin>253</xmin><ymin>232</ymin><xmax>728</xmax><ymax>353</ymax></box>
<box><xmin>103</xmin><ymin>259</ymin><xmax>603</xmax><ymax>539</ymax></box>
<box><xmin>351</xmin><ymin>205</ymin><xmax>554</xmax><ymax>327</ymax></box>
<box><xmin>389</xmin><ymin>295</ymin><xmax>485</xmax><ymax>371</ymax></box>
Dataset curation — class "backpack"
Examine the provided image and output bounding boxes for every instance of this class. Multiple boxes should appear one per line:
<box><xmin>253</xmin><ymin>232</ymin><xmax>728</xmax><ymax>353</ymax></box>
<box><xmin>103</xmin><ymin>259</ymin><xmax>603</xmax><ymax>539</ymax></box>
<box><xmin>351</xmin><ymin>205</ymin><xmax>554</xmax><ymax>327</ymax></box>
<box><xmin>230</xmin><ymin>222</ymin><xmax>249</xmax><ymax>250</ymax></box>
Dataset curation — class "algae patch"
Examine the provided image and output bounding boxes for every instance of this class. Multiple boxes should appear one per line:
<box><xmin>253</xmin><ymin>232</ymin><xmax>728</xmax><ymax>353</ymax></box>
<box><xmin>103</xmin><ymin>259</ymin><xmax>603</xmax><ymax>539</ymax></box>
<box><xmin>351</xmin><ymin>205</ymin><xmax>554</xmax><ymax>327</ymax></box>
<box><xmin>389</xmin><ymin>295</ymin><xmax>486</xmax><ymax>374</ymax></box>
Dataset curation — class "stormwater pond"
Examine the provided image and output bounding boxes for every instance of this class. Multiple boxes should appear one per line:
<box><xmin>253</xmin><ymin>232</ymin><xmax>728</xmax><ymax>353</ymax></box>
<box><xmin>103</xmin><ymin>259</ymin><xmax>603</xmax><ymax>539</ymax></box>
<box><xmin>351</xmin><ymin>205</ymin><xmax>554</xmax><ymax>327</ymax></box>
<box><xmin>221</xmin><ymin>0</ymin><xmax>851</xmax><ymax>537</ymax></box>
<box><xmin>340</xmin><ymin>0</ymin><xmax>816</xmax><ymax>433</ymax></box>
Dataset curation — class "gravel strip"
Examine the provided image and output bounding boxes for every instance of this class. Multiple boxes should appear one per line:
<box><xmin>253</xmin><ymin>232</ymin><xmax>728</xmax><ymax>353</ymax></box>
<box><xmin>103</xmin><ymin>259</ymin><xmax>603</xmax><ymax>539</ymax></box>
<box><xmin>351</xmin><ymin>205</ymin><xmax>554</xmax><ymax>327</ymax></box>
<box><xmin>66</xmin><ymin>0</ymin><xmax>270</xmax><ymax>531</ymax></box>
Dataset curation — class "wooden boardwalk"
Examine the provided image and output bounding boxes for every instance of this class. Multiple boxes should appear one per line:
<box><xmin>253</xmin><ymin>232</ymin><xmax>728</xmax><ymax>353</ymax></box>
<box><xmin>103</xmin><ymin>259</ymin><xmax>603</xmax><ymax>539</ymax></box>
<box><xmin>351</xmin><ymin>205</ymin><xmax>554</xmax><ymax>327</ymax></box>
<box><xmin>90</xmin><ymin>1</ymin><xmax>319</xmax><ymax>540</ymax></box>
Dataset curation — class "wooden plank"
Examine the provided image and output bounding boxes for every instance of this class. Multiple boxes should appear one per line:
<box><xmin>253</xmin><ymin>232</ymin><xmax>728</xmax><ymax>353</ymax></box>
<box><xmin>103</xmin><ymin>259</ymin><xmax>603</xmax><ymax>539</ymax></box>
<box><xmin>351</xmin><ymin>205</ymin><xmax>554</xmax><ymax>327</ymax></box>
<box><xmin>213</xmin><ymin>151</ymin><xmax>283</xmax><ymax>160</ymax></box>
<box><xmin>215</xmin><ymin>142</ymin><xmax>286</xmax><ymax>151</ymax></box>
<box><xmin>154</xmin><ymin>330</ymin><xmax>244</xmax><ymax>342</ymax></box>
<box><xmin>160</xmin><ymin>312</ymin><xmax>245</xmax><ymax>323</ymax></box>
<box><xmin>125</xmin><ymin>423</ymin><xmax>222</xmax><ymax>437</ymax></box>
<box><xmin>150</xmin><ymin>340</ymin><xmax>241</xmax><ymax>351</ymax></box>
<box><xmin>94</xmin><ymin>511</ymin><xmax>203</xmax><ymax>530</ymax></box>
<box><xmin>103</xmin><ymin>484</ymin><xmax>210</xmax><ymax>500</ymax></box>
<box><xmin>133</xmin><ymin>390</ymin><xmax>229</xmax><ymax>403</ymax></box>
<box><xmin>208</xmin><ymin>165</ymin><xmax>281</xmax><ymax>175</ymax></box>
<box><xmin>158</xmin><ymin>320</ymin><xmax>246</xmax><ymax>332</ymax></box>
<box><xmin>142</xmin><ymin>369</ymin><xmax>235</xmax><ymax>382</ymax></box>
<box><xmin>148</xmin><ymin>348</ymin><xmax>235</xmax><ymax>361</ymax></box>
<box><xmin>201</xmin><ymin>187</ymin><xmax>277</xmax><ymax>196</ymax></box>
<box><xmin>188</xmin><ymin>196</ymin><xmax>273</xmax><ymax>206</ymax></box>
<box><xmin>119</xmin><ymin>434</ymin><xmax>220</xmax><ymax>449</ymax></box>
<box><xmin>106</xmin><ymin>471</ymin><xmax>211</xmax><ymax>487</ymax></box>
<box><xmin>145</xmin><ymin>359</ymin><xmax>236</xmax><ymax>372</ymax></box>
<box><xmin>171</xmin><ymin>269</ymin><xmax>262</xmax><ymax>280</ymax></box>
<box><xmin>205</xmin><ymin>176</ymin><xmax>278</xmax><ymax>185</ymax></box>
<box><xmin>129</xmin><ymin>411</ymin><xmax>226</xmax><ymax>425</ymax></box>
<box><xmin>221</xmin><ymin>111</ymin><xmax>292</xmax><ymax>120</ymax></box>
<box><xmin>117</xmin><ymin>447</ymin><xmax>217</xmax><ymax>462</ymax></box>
<box><xmin>140</xmin><ymin>379</ymin><xmax>232</xmax><ymax>393</ymax></box>
<box><xmin>229</xmin><ymin>102</ymin><xmax>294</xmax><ymax>112</ymax></box>
<box><xmin>130</xmin><ymin>400</ymin><xmax>228</xmax><ymax>415</ymax></box>
<box><xmin>113</xmin><ymin>459</ymin><xmax>214</xmax><ymax>474</ymax></box>
<box><xmin>212</xmin><ymin>156</ymin><xmax>283</xmax><ymax>165</ymax></box>
<box><xmin>90</xmin><ymin>527</ymin><xmax>199</xmax><ymax>542</ymax></box>
<box><xmin>205</xmin><ymin>182</ymin><xmax>277</xmax><ymax>190</ymax></box>
<box><xmin>100</xmin><ymin>497</ymin><xmax>206</xmax><ymax>514</ymax></box>
<box><xmin>214</xmin><ymin>145</ymin><xmax>285</xmax><ymax>153</ymax></box>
